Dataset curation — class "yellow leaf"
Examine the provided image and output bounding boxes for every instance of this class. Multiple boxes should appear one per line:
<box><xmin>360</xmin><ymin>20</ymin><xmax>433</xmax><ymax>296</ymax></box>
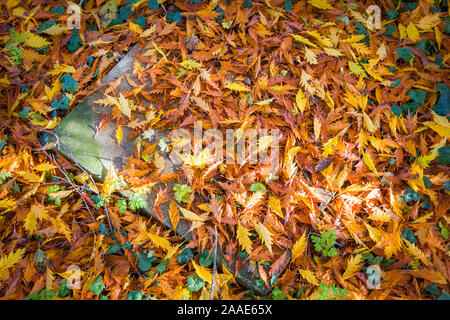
<box><xmin>323</xmin><ymin>47</ymin><xmax>343</xmax><ymax>57</ymax></box>
<box><xmin>169</xmin><ymin>200</ymin><xmax>179</xmax><ymax>230</ymax></box>
<box><xmin>298</xmin><ymin>269</ymin><xmax>319</xmax><ymax>286</ymax></box>
<box><xmin>362</xmin><ymin>112</ymin><xmax>376</xmax><ymax>133</ymax></box>
<box><xmin>237</xmin><ymin>221</ymin><xmax>253</xmax><ymax>254</ymax></box>
<box><xmin>180</xmin><ymin>59</ymin><xmax>202</xmax><ymax>70</ymax></box>
<box><xmin>314</xmin><ymin>117</ymin><xmax>321</xmax><ymax>141</ymax></box>
<box><xmin>17</xmin><ymin>171</ymin><xmax>42</xmax><ymax>183</ymax></box>
<box><xmin>343</xmin><ymin>254</ymin><xmax>363</xmax><ymax>280</ymax></box>
<box><xmin>6</xmin><ymin>0</ymin><xmax>21</xmax><ymax>9</ymax></box>
<box><xmin>435</xmin><ymin>26</ymin><xmax>441</xmax><ymax>50</ymax></box>
<box><xmin>48</xmin><ymin>189</ymin><xmax>74</xmax><ymax>200</ymax></box>
<box><xmin>24</xmin><ymin>210</ymin><xmax>37</xmax><ymax>235</ymax></box>
<box><xmin>362</xmin><ymin>152</ymin><xmax>378</xmax><ymax>174</ymax></box>
<box><xmin>415</xmin><ymin>154</ymin><xmax>437</xmax><ymax>169</ymax></box>
<box><xmin>148</xmin><ymin>231</ymin><xmax>172</xmax><ymax>252</ymax></box>
<box><xmin>290</xmin><ymin>34</ymin><xmax>318</xmax><ymax>48</ymax></box>
<box><xmin>192</xmin><ymin>260</ymin><xmax>212</xmax><ymax>283</ymax></box>
<box><xmin>322</xmin><ymin>135</ymin><xmax>338</xmax><ymax>157</ymax></box>
<box><xmin>348</xmin><ymin>61</ymin><xmax>367</xmax><ymax>78</ymax></box>
<box><xmin>304</xmin><ymin>47</ymin><xmax>318</xmax><ymax>65</ymax></box>
<box><xmin>399</xmin><ymin>23</ymin><xmax>407</xmax><ymax>40</ymax></box>
<box><xmin>41</xmin><ymin>24</ymin><xmax>69</xmax><ymax>36</ymax></box>
<box><xmin>44</xmin><ymin>80</ymin><xmax>61</xmax><ymax>101</ymax></box>
<box><xmin>410</xmin><ymin>270</ymin><xmax>447</xmax><ymax>285</ymax></box>
<box><xmin>268</xmin><ymin>196</ymin><xmax>283</xmax><ymax>218</ymax></box>
<box><xmin>46</xmin><ymin>63</ymin><xmax>76</xmax><ymax>76</ymax></box>
<box><xmin>406</xmin><ymin>23</ymin><xmax>420</xmax><ymax>42</ymax></box>
<box><xmin>58</xmin><ymin>268</ymin><xmax>85</xmax><ymax>280</ymax></box>
<box><xmin>12</xmin><ymin>7</ymin><xmax>25</xmax><ymax>17</ymax></box>
<box><xmin>368</xmin><ymin>208</ymin><xmax>392</xmax><ymax>223</ymax></box>
<box><xmin>403</xmin><ymin>239</ymin><xmax>432</xmax><ymax>267</ymax></box>
<box><xmin>257</xmin><ymin>135</ymin><xmax>273</xmax><ymax>153</ymax></box>
<box><xmin>129</xmin><ymin>21</ymin><xmax>143</xmax><ymax>35</ymax></box>
<box><xmin>254</xmin><ymin>222</ymin><xmax>273</xmax><ymax>254</ymax></box>
<box><xmin>342</xmin><ymin>34</ymin><xmax>366</xmax><ymax>43</ymax></box>
<box><xmin>305</xmin><ymin>30</ymin><xmax>332</xmax><ymax>47</ymax></box>
<box><xmin>417</xmin><ymin>13</ymin><xmax>441</xmax><ymax>30</ymax></box>
<box><xmin>0</xmin><ymin>248</ymin><xmax>26</xmax><ymax>273</ymax></box>
<box><xmin>0</xmin><ymin>198</ymin><xmax>17</xmax><ymax>213</ymax></box>
<box><xmin>178</xmin><ymin>206</ymin><xmax>205</xmax><ymax>222</ymax></box>
<box><xmin>23</xmin><ymin>32</ymin><xmax>50</xmax><ymax>49</ymax></box>
<box><xmin>116</xmin><ymin>125</ymin><xmax>123</xmax><ymax>145</ymax></box>
<box><xmin>376</xmin><ymin>43</ymin><xmax>387</xmax><ymax>60</ymax></box>
<box><xmin>117</xmin><ymin>93</ymin><xmax>132</xmax><ymax>119</ymax></box>
<box><xmin>292</xmin><ymin>232</ymin><xmax>307</xmax><ymax>260</ymax></box>
<box><xmin>296</xmin><ymin>88</ymin><xmax>307</xmax><ymax>114</ymax></box>
<box><xmin>34</xmin><ymin>162</ymin><xmax>57</xmax><ymax>171</ymax></box>
<box><xmin>307</xmin><ymin>0</ymin><xmax>333</xmax><ymax>10</ymax></box>
<box><xmin>364</xmin><ymin>221</ymin><xmax>381</xmax><ymax>243</ymax></box>
<box><xmin>224</xmin><ymin>82</ymin><xmax>250</xmax><ymax>92</ymax></box>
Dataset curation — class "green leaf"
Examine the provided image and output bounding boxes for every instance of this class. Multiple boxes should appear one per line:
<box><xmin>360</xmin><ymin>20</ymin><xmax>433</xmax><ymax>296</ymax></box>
<box><xmin>284</xmin><ymin>0</ymin><xmax>293</xmax><ymax>11</ymax></box>
<box><xmin>148</xmin><ymin>0</ymin><xmax>159</xmax><ymax>10</ymax></box>
<box><xmin>89</xmin><ymin>276</ymin><xmax>106</xmax><ymax>295</ymax></box>
<box><xmin>66</xmin><ymin>30</ymin><xmax>82</xmax><ymax>53</ymax></box>
<box><xmin>386</xmin><ymin>9</ymin><xmax>398</xmax><ymax>20</ymax></box>
<box><xmin>156</xmin><ymin>259</ymin><xmax>169</xmax><ymax>273</ymax></box>
<box><xmin>423</xmin><ymin>176</ymin><xmax>433</xmax><ymax>189</ymax></box>
<box><xmin>438</xmin><ymin>222</ymin><xmax>449</xmax><ymax>240</ymax></box>
<box><xmin>117</xmin><ymin>199</ymin><xmax>127</xmax><ymax>213</ymax></box>
<box><xmin>425</xmin><ymin>283</ymin><xmax>439</xmax><ymax>296</ymax></box>
<box><xmin>397</xmin><ymin>47</ymin><xmax>413</xmax><ymax>63</ymax></box>
<box><xmin>187</xmin><ymin>274</ymin><xmax>205</xmax><ymax>292</ymax></box>
<box><xmin>167</xmin><ymin>11</ymin><xmax>181</xmax><ymax>24</ymax></box>
<box><xmin>173</xmin><ymin>184</ymin><xmax>192</xmax><ymax>203</ymax></box>
<box><xmin>271</xmin><ymin>286</ymin><xmax>286</xmax><ymax>300</ymax></box>
<box><xmin>58</xmin><ymin>279</ymin><xmax>70</xmax><ymax>297</ymax></box>
<box><xmin>401</xmin><ymin>227</ymin><xmax>417</xmax><ymax>244</ymax></box>
<box><xmin>438</xmin><ymin>291</ymin><xmax>450</xmax><ymax>300</ymax></box>
<box><xmin>404</xmin><ymin>187</ymin><xmax>420</xmax><ymax>202</ymax></box>
<box><xmin>128</xmin><ymin>193</ymin><xmax>145</xmax><ymax>210</ymax></box>
<box><xmin>434</xmin><ymin>83</ymin><xmax>449</xmax><ymax>116</ymax></box>
<box><xmin>391</xmin><ymin>104</ymin><xmax>402</xmax><ymax>116</ymax></box>
<box><xmin>177</xmin><ymin>248</ymin><xmax>194</xmax><ymax>264</ymax></box>
<box><xmin>127</xmin><ymin>290</ymin><xmax>150</xmax><ymax>300</ymax></box>
<box><xmin>438</xmin><ymin>146</ymin><xmax>450</xmax><ymax>165</ymax></box>
<box><xmin>407</xmin><ymin>88</ymin><xmax>427</xmax><ymax>104</ymax></box>
<box><xmin>199</xmin><ymin>249</ymin><xmax>213</xmax><ymax>267</ymax></box>
<box><xmin>250</xmin><ymin>182</ymin><xmax>266</xmax><ymax>192</ymax></box>
<box><xmin>255</xmin><ymin>279</ymin><xmax>264</xmax><ymax>286</ymax></box>
<box><xmin>138</xmin><ymin>251</ymin><xmax>157</xmax><ymax>272</ymax></box>
<box><xmin>50</xmin><ymin>4</ymin><xmax>65</xmax><ymax>15</ymax></box>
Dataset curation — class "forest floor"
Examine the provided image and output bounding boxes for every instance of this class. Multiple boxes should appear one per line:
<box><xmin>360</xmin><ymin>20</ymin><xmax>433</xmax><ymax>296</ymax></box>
<box><xmin>0</xmin><ymin>0</ymin><xmax>449</xmax><ymax>300</ymax></box>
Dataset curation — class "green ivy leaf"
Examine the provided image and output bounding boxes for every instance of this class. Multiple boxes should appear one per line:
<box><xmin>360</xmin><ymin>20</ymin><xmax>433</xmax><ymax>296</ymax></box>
<box><xmin>138</xmin><ymin>251</ymin><xmax>157</xmax><ymax>272</ymax></box>
<box><xmin>177</xmin><ymin>248</ymin><xmax>194</xmax><ymax>264</ymax></box>
<box><xmin>199</xmin><ymin>249</ymin><xmax>213</xmax><ymax>267</ymax></box>
<box><xmin>438</xmin><ymin>146</ymin><xmax>450</xmax><ymax>165</ymax></box>
<box><xmin>397</xmin><ymin>47</ymin><xmax>413</xmax><ymax>63</ymax></box>
<box><xmin>187</xmin><ymin>274</ymin><xmax>205</xmax><ymax>292</ymax></box>
<box><xmin>89</xmin><ymin>276</ymin><xmax>106</xmax><ymax>295</ymax></box>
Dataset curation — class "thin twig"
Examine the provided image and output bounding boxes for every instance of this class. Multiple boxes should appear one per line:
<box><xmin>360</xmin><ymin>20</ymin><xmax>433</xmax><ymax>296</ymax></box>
<box><xmin>48</xmin><ymin>153</ymin><xmax>96</xmax><ymax>222</ymax></box>
<box><xmin>63</xmin><ymin>144</ymin><xmax>113</xmax><ymax>233</ymax></box>
<box><xmin>209</xmin><ymin>225</ymin><xmax>218</xmax><ymax>300</ymax></box>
